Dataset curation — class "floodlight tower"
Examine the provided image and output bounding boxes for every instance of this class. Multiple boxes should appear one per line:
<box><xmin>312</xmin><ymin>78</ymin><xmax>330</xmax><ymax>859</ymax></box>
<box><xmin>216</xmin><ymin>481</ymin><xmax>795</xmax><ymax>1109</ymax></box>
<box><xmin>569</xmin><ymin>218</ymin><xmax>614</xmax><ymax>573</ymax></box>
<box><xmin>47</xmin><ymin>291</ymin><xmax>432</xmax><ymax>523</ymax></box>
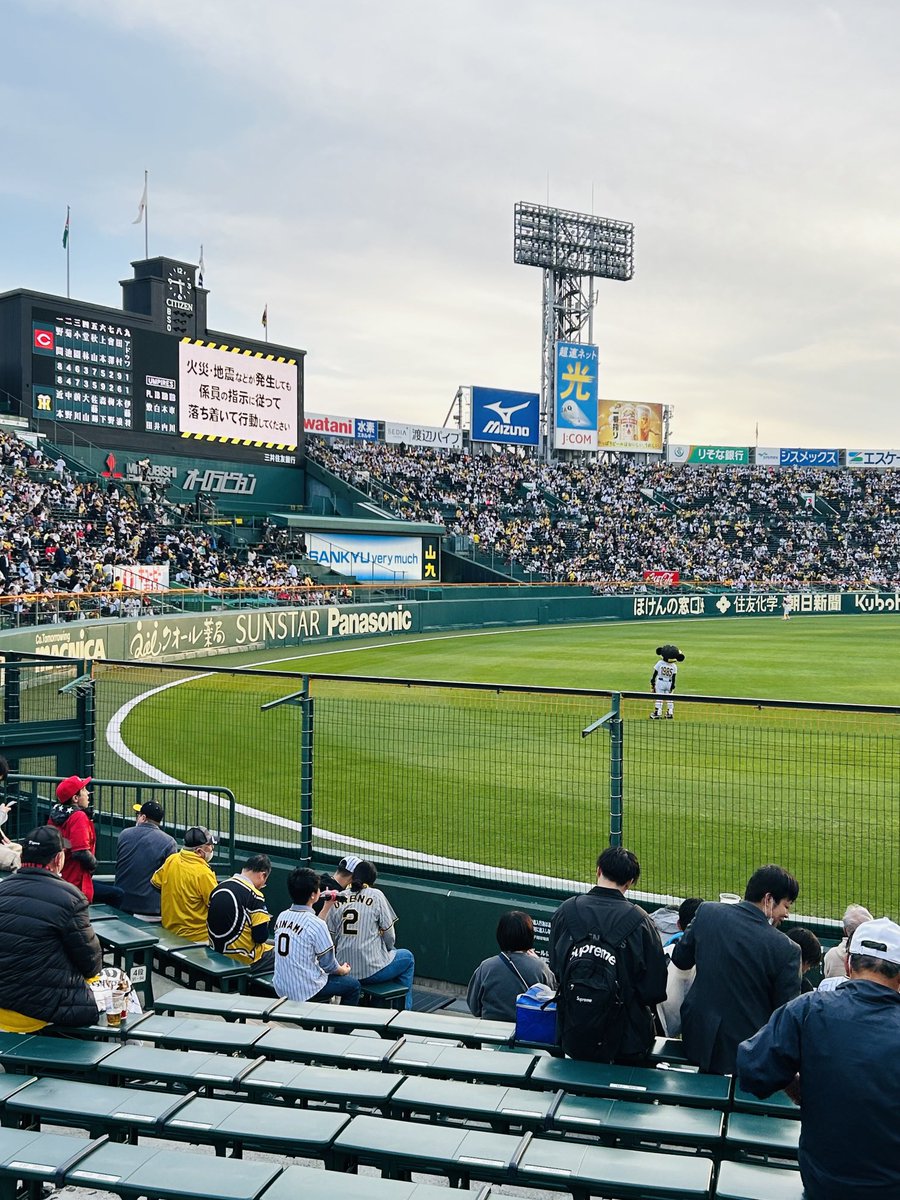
<box><xmin>513</xmin><ymin>202</ymin><xmax>634</xmax><ymax>459</ymax></box>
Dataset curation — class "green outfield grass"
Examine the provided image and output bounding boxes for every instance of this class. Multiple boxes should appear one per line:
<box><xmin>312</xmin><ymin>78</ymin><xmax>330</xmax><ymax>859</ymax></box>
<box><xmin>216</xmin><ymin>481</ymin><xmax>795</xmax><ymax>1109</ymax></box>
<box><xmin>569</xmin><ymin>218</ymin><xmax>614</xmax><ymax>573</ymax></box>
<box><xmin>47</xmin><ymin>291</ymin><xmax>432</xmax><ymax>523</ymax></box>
<box><xmin>103</xmin><ymin>614</ymin><xmax>900</xmax><ymax>917</ymax></box>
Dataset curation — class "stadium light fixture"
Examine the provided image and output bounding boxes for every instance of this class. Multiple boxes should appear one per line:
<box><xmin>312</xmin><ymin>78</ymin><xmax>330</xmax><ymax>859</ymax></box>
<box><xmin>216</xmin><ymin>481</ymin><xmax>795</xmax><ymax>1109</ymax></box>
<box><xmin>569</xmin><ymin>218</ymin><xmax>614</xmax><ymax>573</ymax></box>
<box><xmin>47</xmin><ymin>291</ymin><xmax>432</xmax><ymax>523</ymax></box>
<box><xmin>514</xmin><ymin>202</ymin><xmax>634</xmax><ymax>281</ymax></box>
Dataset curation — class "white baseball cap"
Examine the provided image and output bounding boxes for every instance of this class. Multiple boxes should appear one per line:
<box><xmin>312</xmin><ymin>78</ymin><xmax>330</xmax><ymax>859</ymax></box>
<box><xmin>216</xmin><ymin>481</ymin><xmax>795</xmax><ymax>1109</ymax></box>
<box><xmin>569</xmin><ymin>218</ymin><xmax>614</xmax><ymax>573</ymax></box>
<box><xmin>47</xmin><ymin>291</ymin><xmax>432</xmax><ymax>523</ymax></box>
<box><xmin>338</xmin><ymin>854</ymin><xmax>362</xmax><ymax>874</ymax></box>
<box><xmin>849</xmin><ymin>917</ymin><xmax>900</xmax><ymax>966</ymax></box>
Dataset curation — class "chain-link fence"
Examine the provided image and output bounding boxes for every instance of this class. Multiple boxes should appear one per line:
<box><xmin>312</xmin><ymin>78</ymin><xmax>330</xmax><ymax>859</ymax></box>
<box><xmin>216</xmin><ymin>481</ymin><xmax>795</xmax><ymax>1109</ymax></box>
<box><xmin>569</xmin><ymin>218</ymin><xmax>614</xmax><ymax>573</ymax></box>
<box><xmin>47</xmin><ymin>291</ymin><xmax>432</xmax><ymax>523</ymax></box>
<box><xmin>3</xmin><ymin>656</ymin><xmax>898</xmax><ymax>919</ymax></box>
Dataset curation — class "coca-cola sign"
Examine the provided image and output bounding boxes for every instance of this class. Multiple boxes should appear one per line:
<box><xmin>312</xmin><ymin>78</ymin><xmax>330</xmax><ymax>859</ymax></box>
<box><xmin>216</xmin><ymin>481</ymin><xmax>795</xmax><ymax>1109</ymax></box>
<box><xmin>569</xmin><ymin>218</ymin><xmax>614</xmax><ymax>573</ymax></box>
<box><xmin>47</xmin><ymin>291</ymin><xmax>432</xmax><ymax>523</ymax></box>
<box><xmin>643</xmin><ymin>570</ymin><xmax>680</xmax><ymax>586</ymax></box>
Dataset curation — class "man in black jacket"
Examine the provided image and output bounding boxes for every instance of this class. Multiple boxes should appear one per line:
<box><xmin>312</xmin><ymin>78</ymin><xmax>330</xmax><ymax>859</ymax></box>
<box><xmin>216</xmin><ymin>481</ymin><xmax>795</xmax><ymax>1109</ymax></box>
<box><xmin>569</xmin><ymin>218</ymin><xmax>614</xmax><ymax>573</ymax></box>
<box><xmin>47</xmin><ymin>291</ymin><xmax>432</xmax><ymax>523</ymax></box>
<box><xmin>0</xmin><ymin>826</ymin><xmax>102</xmax><ymax>1032</ymax></box>
<box><xmin>549</xmin><ymin>846</ymin><xmax>668</xmax><ymax>1063</ymax></box>
<box><xmin>671</xmin><ymin>863</ymin><xmax>801</xmax><ymax>1074</ymax></box>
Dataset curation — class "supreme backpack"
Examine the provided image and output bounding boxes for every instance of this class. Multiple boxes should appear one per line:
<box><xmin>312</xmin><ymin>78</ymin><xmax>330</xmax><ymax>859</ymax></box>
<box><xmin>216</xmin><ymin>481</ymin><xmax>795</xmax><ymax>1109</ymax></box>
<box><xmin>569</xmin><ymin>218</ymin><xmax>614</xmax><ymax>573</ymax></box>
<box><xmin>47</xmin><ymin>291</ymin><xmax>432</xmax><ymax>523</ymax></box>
<box><xmin>557</xmin><ymin>896</ymin><xmax>645</xmax><ymax>1062</ymax></box>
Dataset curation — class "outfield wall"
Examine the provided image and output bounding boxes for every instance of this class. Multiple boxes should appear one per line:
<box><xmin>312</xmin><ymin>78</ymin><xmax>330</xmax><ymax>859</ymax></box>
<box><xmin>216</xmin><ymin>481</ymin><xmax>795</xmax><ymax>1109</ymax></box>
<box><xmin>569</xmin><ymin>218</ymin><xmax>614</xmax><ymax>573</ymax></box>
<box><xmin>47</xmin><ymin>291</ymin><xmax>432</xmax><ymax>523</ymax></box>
<box><xmin>0</xmin><ymin>587</ymin><xmax>896</xmax><ymax>661</ymax></box>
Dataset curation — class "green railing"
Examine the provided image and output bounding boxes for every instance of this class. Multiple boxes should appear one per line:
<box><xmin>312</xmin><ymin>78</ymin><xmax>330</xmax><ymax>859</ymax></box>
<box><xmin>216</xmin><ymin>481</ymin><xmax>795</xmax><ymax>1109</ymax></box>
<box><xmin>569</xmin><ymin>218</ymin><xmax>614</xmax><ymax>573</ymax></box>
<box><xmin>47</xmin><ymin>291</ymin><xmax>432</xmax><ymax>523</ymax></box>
<box><xmin>4</xmin><ymin>774</ymin><xmax>237</xmax><ymax>873</ymax></box>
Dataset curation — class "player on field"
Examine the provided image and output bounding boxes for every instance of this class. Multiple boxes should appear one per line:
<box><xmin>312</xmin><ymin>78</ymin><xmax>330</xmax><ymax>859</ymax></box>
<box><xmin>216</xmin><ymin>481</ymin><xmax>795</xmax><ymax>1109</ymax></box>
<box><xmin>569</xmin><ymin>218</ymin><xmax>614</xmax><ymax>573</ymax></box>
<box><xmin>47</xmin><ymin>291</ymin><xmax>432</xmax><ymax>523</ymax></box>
<box><xmin>650</xmin><ymin>644</ymin><xmax>685</xmax><ymax>720</ymax></box>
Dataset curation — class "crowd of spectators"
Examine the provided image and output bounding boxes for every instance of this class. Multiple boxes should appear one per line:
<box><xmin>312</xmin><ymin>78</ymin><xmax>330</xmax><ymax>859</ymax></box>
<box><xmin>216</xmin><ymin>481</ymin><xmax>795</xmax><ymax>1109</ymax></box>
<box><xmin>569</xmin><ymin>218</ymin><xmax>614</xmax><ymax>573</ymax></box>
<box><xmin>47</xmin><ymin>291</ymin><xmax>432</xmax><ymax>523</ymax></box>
<box><xmin>0</xmin><ymin>430</ymin><xmax>352</xmax><ymax>622</ymax></box>
<box><xmin>310</xmin><ymin>437</ymin><xmax>900</xmax><ymax>588</ymax></box>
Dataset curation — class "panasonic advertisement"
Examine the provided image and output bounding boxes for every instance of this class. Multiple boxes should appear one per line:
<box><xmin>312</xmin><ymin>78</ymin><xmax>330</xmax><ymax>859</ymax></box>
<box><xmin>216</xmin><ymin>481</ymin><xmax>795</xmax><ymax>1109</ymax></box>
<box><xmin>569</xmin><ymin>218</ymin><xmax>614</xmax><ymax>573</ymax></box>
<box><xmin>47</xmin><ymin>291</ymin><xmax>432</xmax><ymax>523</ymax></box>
<box><xmin>470</xmin><ymin>386</ymin><xmax>539</xmax><ymax>446</ymax></box>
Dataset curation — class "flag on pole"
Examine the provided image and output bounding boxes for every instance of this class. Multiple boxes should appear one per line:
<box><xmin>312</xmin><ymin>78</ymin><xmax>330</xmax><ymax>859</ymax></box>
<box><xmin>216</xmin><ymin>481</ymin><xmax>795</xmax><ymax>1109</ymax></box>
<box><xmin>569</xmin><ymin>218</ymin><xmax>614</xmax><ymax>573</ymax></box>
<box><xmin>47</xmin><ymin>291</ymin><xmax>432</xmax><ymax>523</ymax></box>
<box><xmin>62</xmin><ymin>207</ymin><xmax>70</xmax><ymax>248</ymax></box>
<box><xmin>198</xmin><ymin>245</ymin><xmax>205</xmax><ymax>288</ymax></box>
<box><xmin>261</xmin><ymin>305</ymin><xmax>268</xmax><ymax>329</ymax></box>
<box><xmin>133</xmin><ymin>177</ymin><xmax>148</xmax><ymax>224</ymax></box>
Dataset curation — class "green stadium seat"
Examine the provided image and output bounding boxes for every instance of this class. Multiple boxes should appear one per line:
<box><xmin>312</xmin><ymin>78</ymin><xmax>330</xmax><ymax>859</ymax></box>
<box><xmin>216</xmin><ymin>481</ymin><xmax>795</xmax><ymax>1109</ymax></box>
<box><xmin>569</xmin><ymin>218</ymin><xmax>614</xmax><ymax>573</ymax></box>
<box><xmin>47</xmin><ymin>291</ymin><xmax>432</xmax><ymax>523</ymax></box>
<box><xmin>126</xmin><ymin>1015</ymin><xmax>266</xmax><ymax>1054</ymax></box>
<box><xmin>517</xmin><ymin>1137</ymin><xmax>713</xmax><ymax>1198</ymax></box>
<box><xmin>65</xmin><ymin>1140</ymin><xmax>282</xmax><ymax>1200</ymax></box>
<box><xmin>88</xmin><ymin>904</ymin><xmax>127</xmax><ymax>922</ymax></box>
<box><xmin>388</xmin><ymin>1040</ymin><xmax>538</xmax><ymax>1084</ymax></box>
<box><xmin>93</xmin><ymin>918</ymin><xmax>159</xmax><ymax>1007</ymax></box>
<box><xmin>272</xmin><ymin>998</ymin><xmax>398</xmax><ymax>1035</ymax></box>
<box><xmin>554</xmin><ymin>1094</ymin><xmax>724</xmax><ymax>1150</ymax></box>
<box><xmin>332</xmin><ymin>1114</ymin><xmax>526</xmax><ymax>1186</ymax></box>
<box><xmin>261</xmin><ymin>1165</ymin><xmax>492</xmax><ymax>1200</ymax></box>
<box><xmin>0</xmin><ymin>1074</ymin><xmax>37</xmax><ymax>1104</ymax></box>
<box><xmin>724</xmin><ymin>1112</ymin><xmax>800</xmax><ymax>1162</ymax></box>
<box><xmin>98</xmin><ymin>1044</ymin><xmax>260</xmax><ymax>1091</ymax></box>
<box><xmin>715</xmin><ymin>1160</ymin><xmax>803</xmax><ymax>1200</ymax></box>
<box><xmin>152</xmin><ymin>986</ymin><xmax>286</xmax><ymax>1021</ymax></box>
<box><xmin>3</xmin><ymin>1077</ymin><xmax>194</xmax><ymax>1139</ymax></box>
<box><xmin>164</xmin><ymin>1095</ymin><xmax>349</xmax><ymax>1162</ymax></box>
<box><xmin>389</xmin><ymin>1076</ymin><xmax>555</xmax><ymax>1130</ymax></box>
<box><xmin>0</xmin><ymin>1034</ymin><xmax>118</xmax><ymax>1077</ymax></box>
<box><xmin>359</xmin><ymin>980</ymin><xmax>408</xmax><ymax>1009</ymax></box>
<box><xmin>255</xmin><ymin>1026</ymin><xmax>403</xmax><ymax>1068</ymax></box>
<box><xmin>649</xmin><ymin>1037</ymin><xmax>692</xmax><ymax>1066</ymax></box>
<box><xmin>158</xmin><ymin>945</ymin><xmax>251</xmax><ymax>993</ymax></box>
<box><xmin>240</xmin><ymin>1060</ymin><xmax>402</xmax><ymax>1111</ymax></box>
<box><xmin>0</xmin><ymin>1128</ymin><xmax>104</xmax><ymax>1195</ymax></box>
<box><xmin>530</xmin><ymin>1057</ymin><xmax>732</xmax><ymax>1109</ymax></box>
<box><xmin>731</xmin><ymin>1086</ymin><xmax>799</xmax><ymax>1119</ymax></box>
<box><xmin>387</xmin><ymin>1010</ymin><xmax>515</xmax><ymax>1048</ymax></box>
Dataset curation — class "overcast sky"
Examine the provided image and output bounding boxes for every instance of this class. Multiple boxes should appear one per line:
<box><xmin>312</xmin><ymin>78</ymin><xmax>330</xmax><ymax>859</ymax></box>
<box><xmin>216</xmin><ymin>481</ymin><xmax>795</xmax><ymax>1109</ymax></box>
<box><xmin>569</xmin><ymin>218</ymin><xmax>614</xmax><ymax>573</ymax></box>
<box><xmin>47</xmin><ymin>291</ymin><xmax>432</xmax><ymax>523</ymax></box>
<box><xmin>2</xmin><ymin>1</ymin><xmax>899</xmax><ymax>447</ymax></box>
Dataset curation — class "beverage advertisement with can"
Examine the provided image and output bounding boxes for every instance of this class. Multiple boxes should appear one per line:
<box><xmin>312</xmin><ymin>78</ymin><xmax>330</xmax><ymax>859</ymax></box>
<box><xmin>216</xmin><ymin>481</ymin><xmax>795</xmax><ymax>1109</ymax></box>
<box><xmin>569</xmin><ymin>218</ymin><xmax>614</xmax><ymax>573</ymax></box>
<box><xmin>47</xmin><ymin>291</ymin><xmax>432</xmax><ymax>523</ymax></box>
<box><xmin>598</xmin><ymin>400</ymin><xmax>664</xmax><ymax>453</ymax></box>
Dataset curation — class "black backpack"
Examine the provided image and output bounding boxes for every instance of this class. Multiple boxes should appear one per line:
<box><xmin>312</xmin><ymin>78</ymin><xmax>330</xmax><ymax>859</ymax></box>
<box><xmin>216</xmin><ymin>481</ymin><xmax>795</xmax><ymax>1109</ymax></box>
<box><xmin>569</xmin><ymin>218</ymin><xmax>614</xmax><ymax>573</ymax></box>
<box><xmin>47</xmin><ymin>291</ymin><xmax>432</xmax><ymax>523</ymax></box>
<box><xmin>557</xmin><ymin>896</ymin><xmax>645</xmax><ymax>1062</ymax></box>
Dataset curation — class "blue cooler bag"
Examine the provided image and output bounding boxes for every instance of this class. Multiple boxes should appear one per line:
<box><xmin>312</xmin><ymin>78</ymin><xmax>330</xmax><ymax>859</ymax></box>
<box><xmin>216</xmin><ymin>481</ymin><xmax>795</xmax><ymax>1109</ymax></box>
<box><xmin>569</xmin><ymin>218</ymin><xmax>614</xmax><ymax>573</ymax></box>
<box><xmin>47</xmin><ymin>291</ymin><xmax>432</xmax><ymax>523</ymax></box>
<box><xmin>515</xmin><ymin>984</ymin><xmax>558</xmax><ymax>1045</ymax></box>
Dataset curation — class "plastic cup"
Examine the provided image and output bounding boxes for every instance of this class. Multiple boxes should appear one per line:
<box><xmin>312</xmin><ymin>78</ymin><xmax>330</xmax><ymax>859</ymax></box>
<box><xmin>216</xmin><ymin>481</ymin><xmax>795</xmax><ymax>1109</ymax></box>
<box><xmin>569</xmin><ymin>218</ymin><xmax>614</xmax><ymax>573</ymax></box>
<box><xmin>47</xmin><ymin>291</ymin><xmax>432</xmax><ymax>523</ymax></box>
<box><xmin>719</xmin><ymin>892</ymin><xmax>741</xmax><ymax>904</ymax></box>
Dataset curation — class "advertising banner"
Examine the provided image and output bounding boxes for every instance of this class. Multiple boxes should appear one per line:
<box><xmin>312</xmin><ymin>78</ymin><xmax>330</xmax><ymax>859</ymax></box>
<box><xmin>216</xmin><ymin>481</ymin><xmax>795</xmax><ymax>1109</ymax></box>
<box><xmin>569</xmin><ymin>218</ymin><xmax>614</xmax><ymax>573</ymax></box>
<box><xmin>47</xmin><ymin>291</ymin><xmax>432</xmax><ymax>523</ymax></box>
<box><xmin>470</xmin><ymin>387</ymin><xmax>539</xmax><ymax>446</ymax></box>
<box><xmin>178</xmin><ymin>341</ymin><xmax>298</xmax><ymax>449</ymax></box>
<box><xmin>598</xmin><ymin>401</ymin><xmax>663</xmax><ymax>454</ymax></box>
<box><xmin>755</xmin><ymin>447</ymin><xmax>781</xmax><ymax>466</ymax></box>
<box><xmin>642</xmin><ymin>570</ymin><xmax>680</xmax><ymax>586</ymax></box>
<box><xmin>385</xmin><ymin>422</ymin><xmax>462</xmax><ymax>450</ymax></box>
<box><xmin>554</xmin><ymin>342</ymin><xmax>599</xmax><ymax>450</ymax></box>
<box><xmin>306</xmin><ymin>533</ymin><xmax>433</xmax><ymax>581</ymax></box>
<box><xmin>113</xmin><ymin>564</ymin><xmax>170</xmax><ymax>591</ymax></box>
<box><xmin>304</xmin><ymin>413</ymin><xmax>378</xmax><ymax>440</ymax></box>
<box><xmin>667</xmin><ymin>444</ymin><xmax>750</xmax><ymax>466</ymax></box>
<box><xmin>779</xmin><ymin>448</ymin><xmax>840</xmax><ymax>468</ymax></box>
<box><xmin>846</xmin><ymin>448</ymin><xmax>900</xmax><ymax>469</ymax></box>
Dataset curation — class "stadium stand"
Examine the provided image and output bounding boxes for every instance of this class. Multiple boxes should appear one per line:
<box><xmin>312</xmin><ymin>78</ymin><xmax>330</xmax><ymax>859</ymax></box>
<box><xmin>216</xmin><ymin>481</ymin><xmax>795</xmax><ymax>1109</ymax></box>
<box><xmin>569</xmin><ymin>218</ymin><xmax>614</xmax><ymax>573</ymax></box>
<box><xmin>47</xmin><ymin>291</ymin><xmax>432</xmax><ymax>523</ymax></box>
<box><xmin>0</xmin><ymin>429</ymin><xmax>352</xmax><ymax>622</ymax></box>
<box><xmin>309</xmin><ymin>437</ymin><xmax>900</xmax><ymax>587</ymax></box>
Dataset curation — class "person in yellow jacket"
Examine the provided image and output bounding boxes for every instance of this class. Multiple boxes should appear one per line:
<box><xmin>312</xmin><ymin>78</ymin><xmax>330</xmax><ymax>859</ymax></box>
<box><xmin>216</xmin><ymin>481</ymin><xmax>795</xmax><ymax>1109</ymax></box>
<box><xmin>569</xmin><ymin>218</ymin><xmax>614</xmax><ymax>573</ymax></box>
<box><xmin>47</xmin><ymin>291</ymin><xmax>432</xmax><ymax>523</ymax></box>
<box><xmin>150</xmin><ymin>826</ymin><xmax>218</xmax><ymax>942</ymax></box>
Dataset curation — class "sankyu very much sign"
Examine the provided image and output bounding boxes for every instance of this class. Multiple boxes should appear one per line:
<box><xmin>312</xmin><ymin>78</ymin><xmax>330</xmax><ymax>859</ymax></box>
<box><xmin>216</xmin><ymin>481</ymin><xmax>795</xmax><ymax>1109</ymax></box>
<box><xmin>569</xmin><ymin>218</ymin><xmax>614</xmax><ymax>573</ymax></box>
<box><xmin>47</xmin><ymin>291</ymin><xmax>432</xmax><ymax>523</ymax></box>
<box><xmin>306</xmin><ymin>533</ymin><xmax>439</xmax><ymax>581</ymax></box>
<box><xmin>667</xmin><ymin>444</ymin><xmax>750</xmax><ymax>466</ymax></box>
<box><xmin>384</xmin><ymin>422</ymin><xmax>462</xmax><ymax>449</ymax></box>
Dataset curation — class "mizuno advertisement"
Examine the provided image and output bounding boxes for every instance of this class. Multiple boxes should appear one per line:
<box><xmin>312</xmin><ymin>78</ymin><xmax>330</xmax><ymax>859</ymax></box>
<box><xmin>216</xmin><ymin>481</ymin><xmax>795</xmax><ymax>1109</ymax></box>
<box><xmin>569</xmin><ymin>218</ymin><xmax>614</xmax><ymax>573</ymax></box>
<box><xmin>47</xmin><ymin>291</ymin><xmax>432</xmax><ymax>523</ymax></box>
<box><xmin>470</xmin><ymin>387</ymin><xmax>539</xmax><ymax>446</ymax></box>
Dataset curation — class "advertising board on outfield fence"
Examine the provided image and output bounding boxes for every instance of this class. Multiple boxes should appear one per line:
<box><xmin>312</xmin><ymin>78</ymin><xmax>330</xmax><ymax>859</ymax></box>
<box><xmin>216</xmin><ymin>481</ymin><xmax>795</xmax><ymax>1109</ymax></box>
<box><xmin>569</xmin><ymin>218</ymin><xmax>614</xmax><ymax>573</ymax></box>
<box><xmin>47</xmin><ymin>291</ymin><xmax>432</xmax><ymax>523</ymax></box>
<box><xmin>667</xmin><ymin>444</ymin><xmax>750</xmax><ymax>465</ymax></box>
<box><xmin>598</xmin><ymin>401</ymin><xmax>663</xmax><ymax>454</ymax></box>
<box><xmin>846</xmin><ymin>448</ymin><xmax>900</xmax><ymax>468</ymax></box>
<box><xmin>554</xmin><ymin>342</ymin><xmax>599</xmax><ymax>450</ymax></box>
<box><xmin>384</xmin><ymin>422</ymin><xmax>462</xmax><ymax>449</ymax></box>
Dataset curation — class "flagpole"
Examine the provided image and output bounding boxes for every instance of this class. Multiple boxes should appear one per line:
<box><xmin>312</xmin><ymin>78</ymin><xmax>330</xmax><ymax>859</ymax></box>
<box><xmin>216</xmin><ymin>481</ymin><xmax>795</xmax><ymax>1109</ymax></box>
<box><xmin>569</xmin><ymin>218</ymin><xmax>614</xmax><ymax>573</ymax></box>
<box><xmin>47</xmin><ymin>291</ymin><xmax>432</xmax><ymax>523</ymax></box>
<box><xmin>143</xmin><ymin>170</ymin><xmax>149</xmax><ymax>258</ymax></box>
<box><xmin>65</xmin><ymin>206</ymin><xmax>70</xmax><ymax>299</ymax></box>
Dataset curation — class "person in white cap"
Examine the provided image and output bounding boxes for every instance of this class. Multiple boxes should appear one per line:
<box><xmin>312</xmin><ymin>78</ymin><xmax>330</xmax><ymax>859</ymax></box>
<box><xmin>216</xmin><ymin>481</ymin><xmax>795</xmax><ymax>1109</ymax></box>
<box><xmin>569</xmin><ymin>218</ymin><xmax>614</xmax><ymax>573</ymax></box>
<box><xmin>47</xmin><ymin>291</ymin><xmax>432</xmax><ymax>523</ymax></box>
<box><xmin>737</xmin><ymin>917</ymin><xmax>900</xmax><ymax>1200</ymax></box>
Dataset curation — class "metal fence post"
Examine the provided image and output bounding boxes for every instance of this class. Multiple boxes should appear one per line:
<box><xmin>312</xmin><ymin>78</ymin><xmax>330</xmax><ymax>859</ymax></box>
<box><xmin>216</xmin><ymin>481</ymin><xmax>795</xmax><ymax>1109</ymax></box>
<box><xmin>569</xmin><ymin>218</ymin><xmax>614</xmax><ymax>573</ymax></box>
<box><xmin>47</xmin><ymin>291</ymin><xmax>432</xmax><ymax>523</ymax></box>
<box><xmin>609</xmin><ymin>692</ymin><xmax>623</xmax><ymax>847</ymax></box>
<box><xmin>300</xmin><ymin>675</ymin><xmax>314</xmax><ymax>865</ymax></box>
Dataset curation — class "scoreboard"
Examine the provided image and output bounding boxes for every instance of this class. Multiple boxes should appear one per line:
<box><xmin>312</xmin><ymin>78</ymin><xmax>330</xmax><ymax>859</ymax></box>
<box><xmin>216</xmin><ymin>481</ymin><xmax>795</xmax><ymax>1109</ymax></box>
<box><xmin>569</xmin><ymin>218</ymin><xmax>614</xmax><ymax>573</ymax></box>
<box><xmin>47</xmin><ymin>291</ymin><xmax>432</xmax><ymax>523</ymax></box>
<box><xmin>1</xmin><ymin>255</ymin><xmax>304</xmax><ymax>468</ymax></box>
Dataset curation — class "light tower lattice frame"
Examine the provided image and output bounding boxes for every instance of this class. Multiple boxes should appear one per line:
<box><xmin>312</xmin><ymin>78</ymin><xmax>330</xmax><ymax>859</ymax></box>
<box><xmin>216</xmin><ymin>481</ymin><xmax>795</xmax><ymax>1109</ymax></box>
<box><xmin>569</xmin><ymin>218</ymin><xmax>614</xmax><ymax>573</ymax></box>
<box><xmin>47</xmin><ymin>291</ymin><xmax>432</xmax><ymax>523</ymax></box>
<box><xmin>514</xmin><ymin>202</ymin><xmax>634</xmax><ymax>459</ymax></box>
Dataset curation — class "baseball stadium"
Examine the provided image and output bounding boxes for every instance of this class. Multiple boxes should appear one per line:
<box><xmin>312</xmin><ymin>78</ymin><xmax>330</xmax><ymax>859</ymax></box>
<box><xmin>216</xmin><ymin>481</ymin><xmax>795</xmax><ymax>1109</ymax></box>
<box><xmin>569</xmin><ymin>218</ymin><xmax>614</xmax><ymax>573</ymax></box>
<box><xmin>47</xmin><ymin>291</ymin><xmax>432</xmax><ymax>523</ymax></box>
<box><xmin>1</xmin><ymin>153</ymin><xmax>900</xmax><ymax>1200</ymax></box>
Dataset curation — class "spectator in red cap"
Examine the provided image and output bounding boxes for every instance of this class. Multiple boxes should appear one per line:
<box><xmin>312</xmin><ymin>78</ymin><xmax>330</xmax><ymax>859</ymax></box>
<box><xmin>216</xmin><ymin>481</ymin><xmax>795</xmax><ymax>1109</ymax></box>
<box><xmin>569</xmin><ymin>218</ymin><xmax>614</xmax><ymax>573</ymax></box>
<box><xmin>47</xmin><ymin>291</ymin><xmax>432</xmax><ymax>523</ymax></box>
<box><xmin>48</xmin><ymin>775</ymin><xmax>123</xmax><ymax>907</ymax></box>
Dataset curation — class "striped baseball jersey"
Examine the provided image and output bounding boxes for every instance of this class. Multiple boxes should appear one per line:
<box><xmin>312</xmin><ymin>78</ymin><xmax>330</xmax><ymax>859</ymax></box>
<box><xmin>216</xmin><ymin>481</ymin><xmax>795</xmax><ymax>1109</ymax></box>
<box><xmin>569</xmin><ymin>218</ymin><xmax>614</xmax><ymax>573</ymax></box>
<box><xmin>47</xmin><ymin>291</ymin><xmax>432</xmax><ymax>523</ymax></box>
<box><xmin>272</xmin><ymin>904</ymin><xmax>338</xmax><ymax>1001</ymax></box>
<box><xmin>653</xmin><ymin>659</ymin><xmax>677</xmax><ymax>694</ymax></box>
<box><xmin>207</xmin><ymin>874</ymin><xmax>271</xmax><ymax>964</ymax></box>
<box><xmin>326</xmin><ymin>885</ymin><xmax>398</xmax><ymax>979</ymax></box>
